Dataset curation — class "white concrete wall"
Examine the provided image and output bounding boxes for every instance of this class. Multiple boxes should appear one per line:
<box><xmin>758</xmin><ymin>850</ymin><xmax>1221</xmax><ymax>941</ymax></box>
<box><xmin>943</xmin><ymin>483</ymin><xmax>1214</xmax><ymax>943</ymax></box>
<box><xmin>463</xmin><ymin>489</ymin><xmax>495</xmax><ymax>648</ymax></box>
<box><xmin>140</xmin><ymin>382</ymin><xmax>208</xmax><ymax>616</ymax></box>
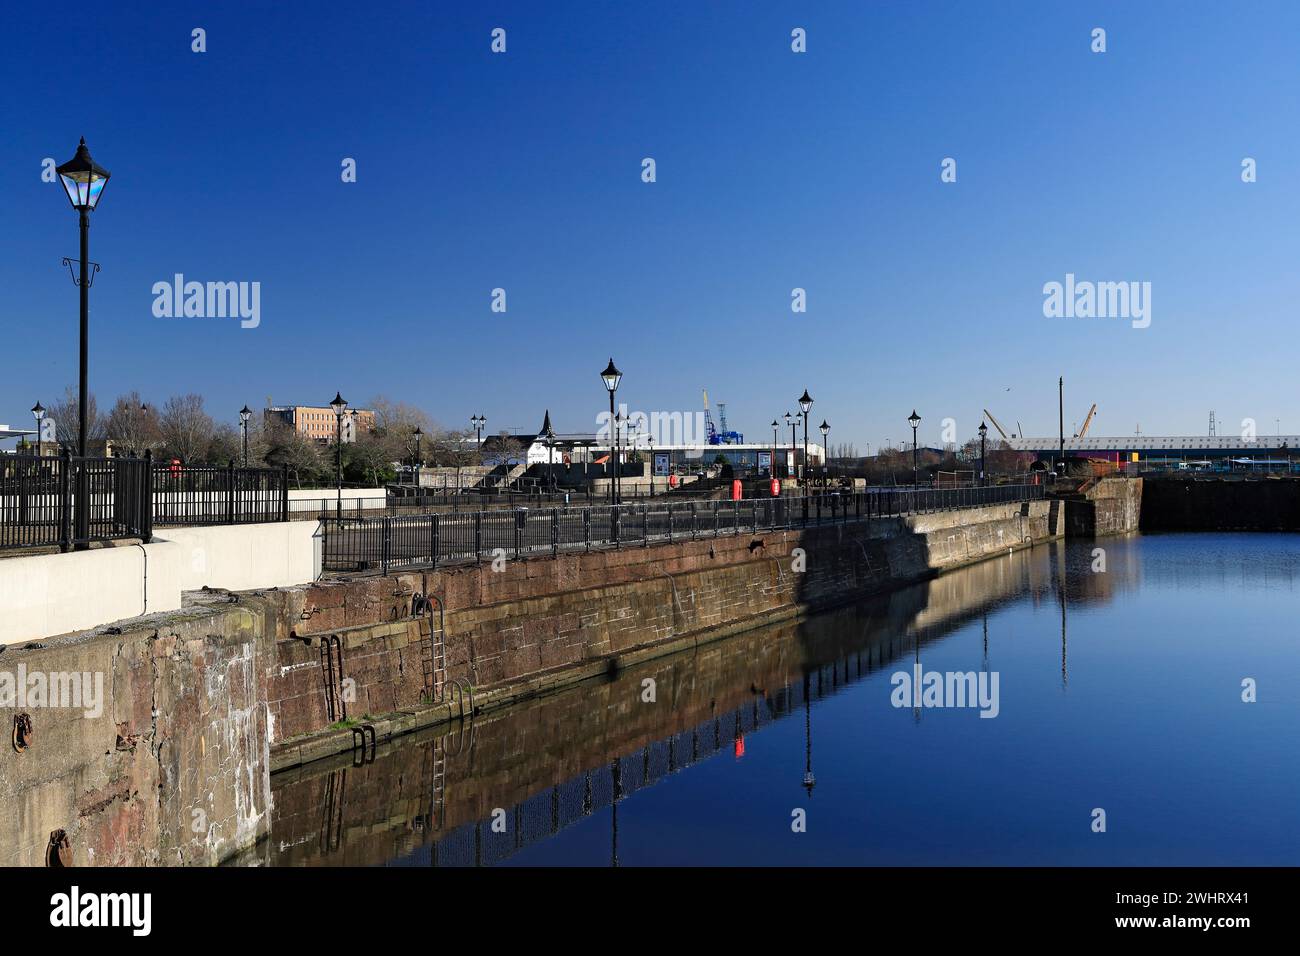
<box><xmin>161</xmin><ymin>521</ymin><xmax>322</xmax><ymax>592</ymax></box>
<box><xmin>0</xmin><ymin>520</ymin><xmax>322</xmax><ymax>646</ymax></box>
<box><xmin>286</xmin><ymin>487</ymin><xmax>386</xmax><ymax>515</ymax></box>
<box><xmin>0</xmin><ymin>540</ymin><xmax>183</xmax><ymax>646</ymax></box>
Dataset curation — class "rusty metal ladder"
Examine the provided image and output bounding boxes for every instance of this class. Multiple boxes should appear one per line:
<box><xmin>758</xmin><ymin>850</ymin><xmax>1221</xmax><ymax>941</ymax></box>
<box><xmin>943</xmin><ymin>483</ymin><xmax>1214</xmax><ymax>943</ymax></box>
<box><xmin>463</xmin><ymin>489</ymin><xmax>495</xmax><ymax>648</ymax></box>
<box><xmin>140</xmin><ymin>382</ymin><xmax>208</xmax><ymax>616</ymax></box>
<box><xmin>412</xmin><ymin>592</ymin><xmax>447</xmax><ymax>703</ymax></box>
<box><xmin>320</xmin><ymin>634</ymin><xmax>346</xmax><ymax>722</ymax></box>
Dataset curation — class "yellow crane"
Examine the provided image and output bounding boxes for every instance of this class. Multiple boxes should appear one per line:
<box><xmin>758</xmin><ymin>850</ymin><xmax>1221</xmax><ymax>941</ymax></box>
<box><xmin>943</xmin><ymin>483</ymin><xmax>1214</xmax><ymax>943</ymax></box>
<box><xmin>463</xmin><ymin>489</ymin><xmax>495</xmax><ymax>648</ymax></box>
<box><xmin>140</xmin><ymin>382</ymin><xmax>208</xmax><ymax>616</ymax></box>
<box><xmin>982</xmin><ymin>409</ymin><xmax>1014</xmax><ymax>440</ymax></box>
<box><xmin>1075</xmin><ymin>403</ymin><xmax>1098</xmax><ymax>438</ymax></box>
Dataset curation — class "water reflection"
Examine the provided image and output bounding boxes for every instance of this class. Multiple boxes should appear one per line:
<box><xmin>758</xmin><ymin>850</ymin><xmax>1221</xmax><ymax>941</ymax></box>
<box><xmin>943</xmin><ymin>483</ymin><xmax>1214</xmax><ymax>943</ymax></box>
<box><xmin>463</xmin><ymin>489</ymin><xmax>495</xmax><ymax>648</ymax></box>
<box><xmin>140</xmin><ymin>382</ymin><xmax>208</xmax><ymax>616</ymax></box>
<box><xmin>247</xmin><ymin>533</ymin><xmax>1300</xmax><ymax>867</ymax></box>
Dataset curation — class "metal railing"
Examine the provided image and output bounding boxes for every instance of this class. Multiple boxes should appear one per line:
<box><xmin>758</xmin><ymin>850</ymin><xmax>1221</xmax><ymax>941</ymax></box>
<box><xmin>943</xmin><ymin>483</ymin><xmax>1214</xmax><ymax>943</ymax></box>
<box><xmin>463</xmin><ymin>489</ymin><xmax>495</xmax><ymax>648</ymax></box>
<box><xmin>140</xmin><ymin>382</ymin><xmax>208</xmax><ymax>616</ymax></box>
<box><xmin>0</xmin><ymin>451</ymin><xmax>152</xmax><ymax>551</ymax></box>
<box><xmin>323</xmin><ymin>483</ymin><xmax>1044</xmax><ymax>574</ymax></box>
<box><xmin>0</xmin><ymin>452</ymin><xmax>290</xmax><ymax>550</ymax></box>
<box><xmin>152</xmin><ymin>461</ymin><xmax>289</xmax><ymax>526</ymax></box>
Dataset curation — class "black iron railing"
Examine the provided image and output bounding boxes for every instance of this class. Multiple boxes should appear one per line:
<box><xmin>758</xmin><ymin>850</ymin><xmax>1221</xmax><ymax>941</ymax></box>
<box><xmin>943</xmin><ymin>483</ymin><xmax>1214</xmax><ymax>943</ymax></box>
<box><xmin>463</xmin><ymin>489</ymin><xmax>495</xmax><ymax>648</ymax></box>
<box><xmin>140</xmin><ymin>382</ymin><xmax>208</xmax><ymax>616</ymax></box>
<box><xmin>152</xmin><ymin>461</ymin><xmax>289</xmax><ymax>526</ymax></box>
<box><xmin>322</xmin><ymin>483</ymin><xmax>1045</xmax><ymax>574</ymax></box>
<box><xmin>0</xmin><ymin>452</ymin><xmax>290</xmax><ymax>551</ymax></box>
<box><xmin>0</xmin><ymin>451</ymin><xmax>152</xmax><ymax>551</ymax></box>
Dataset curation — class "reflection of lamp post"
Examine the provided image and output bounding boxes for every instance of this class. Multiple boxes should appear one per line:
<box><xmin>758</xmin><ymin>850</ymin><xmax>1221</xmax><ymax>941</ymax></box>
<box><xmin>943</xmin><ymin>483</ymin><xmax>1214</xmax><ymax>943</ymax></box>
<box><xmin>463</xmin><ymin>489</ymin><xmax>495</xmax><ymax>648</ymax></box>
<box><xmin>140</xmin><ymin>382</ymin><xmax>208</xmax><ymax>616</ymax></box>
<box><xmin>802</xmin><ymin>672</ymin><xmax>816</xmax><ymax>795</ymax></box>
<box><xmin>798</xmin><ymin>390</ymin><xmax>813</xmax><ymax>485</ymax></box>
<box><xmin>610</xmin><ymin>759</ymin><xmax>622</xmax><ymax>868</ymax></box>
<box><xmin>330</xmin><ymin>392</ymin><xmax>347</xmax><ymax>519</ymax></box>
<box><xmin>239</xmin><ymin>405</ymin><xmax>252</xmax><ymax>467</ymax></box>
<box><xmin>978</xmin><ymin>420</ymin><xmax>988</xmax><ymax>487</ymax></box>
<box><xmin>600</xmin><ymin>359</ymin><xmax>622</xmax><ymax>505</ymax></box>
<box><xmin>908</xmin><ymin>410</ymin><xmax>922</xmax><ymax>487</ymax></box>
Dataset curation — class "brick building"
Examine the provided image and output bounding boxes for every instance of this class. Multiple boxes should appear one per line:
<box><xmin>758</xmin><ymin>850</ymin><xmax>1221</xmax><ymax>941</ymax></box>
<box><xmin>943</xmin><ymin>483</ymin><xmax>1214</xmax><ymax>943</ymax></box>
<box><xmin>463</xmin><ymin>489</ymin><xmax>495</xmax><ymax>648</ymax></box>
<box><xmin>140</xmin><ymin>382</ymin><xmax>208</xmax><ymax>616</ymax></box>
<box><xmin>265</xmin><ymin>404</ymin><xmax>376</xmax><ymax>444</ymax></box>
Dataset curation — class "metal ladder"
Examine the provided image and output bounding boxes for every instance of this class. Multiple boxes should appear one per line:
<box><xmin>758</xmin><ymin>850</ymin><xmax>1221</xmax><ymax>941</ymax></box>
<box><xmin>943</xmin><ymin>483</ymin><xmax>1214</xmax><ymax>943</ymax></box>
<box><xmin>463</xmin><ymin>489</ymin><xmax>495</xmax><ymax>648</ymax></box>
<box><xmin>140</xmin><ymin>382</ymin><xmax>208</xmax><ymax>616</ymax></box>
<box><xmin>412</xmin><ymin>592</ymin><xmax>447</xmax><ymax>703</ymax></box>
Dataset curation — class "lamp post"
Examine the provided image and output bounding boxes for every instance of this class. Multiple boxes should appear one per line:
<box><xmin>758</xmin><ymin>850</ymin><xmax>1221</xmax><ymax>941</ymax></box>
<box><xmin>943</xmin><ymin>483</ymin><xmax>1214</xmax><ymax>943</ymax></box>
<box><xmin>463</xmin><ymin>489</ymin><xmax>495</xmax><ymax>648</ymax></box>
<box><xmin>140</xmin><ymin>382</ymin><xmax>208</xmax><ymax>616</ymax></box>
<box><xmin>413</xmin><ymin>427</ymin><xmax>423</xmax><ymax>489</ymax></box>
<box><xmin>770</xmin><ymin>419</ymin><xmax>779</xmax><ymax>481</ymax></box>
<box><xmin>978</xmin><ymin>421</ymin><xmax>988</xmax><ymax>487</ymax></box>
<box><xmin>330</xmin><ymin>392</ymin><xmax>347</xmax><ymax>519</ymax></box>
<box><xmin>908</xmin><ymin>410</ymin><xmax>921</xmax><ymax>487</ymax></box>
<box><xmin>239</xmin><ymin>405</ymin><xmax>252</xmax><ymax>467</ymax></box>
<box><xmin>600</xmin><ymin>359</ymin><xmax>622</xmax><ymax>504</ymax></box>
<box><xmin>819</xmin><ymin>420</ymin><xmax>829</xmax><ymax>490</ymax></box>
<box><xmin>471</xmin><ymin>415</ymin><xmax>486</xmax><ymax>456</ymax></box>
<box><xmin>798</xmin><ymin>390</ymin><xmax>813</xmax><ymax>485</ymax></box>
<box><xmin>785</xmin><ymin>412</ymin><xmax>797</xmax><ymax>480</ymax></box>
<box><xmin>31</xmin><ymin>402</ymin><xmax>44</xmax><ymax>455</ymax></box>
<box><xmin>55</xmin><ymin>138</ymin><xmax>111</xmax><ymax>549</ymax></box>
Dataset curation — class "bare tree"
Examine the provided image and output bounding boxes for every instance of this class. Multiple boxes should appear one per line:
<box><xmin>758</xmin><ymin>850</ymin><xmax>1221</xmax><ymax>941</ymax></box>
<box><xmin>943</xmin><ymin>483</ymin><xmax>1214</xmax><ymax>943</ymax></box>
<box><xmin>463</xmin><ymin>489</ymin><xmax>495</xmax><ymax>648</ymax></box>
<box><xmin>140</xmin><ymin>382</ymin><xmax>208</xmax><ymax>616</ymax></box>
<box><xmin>46</xmin><ymin>385</ymin><xmax>105</xmax><ymax>451</ymax></box>
<box><xmin>158</xmin><ymin>394</ymin><xmax>216</xmax><ymax>464</ymax></box>
<box><xmin>368</xmin><ymin>395</ymin><xmax>434</xmax><ymax>434</ymax></box>
<box><xmin>105</xmin><ymin>391</ymin><xmax>160</xmax><ymax>455</ymax></box>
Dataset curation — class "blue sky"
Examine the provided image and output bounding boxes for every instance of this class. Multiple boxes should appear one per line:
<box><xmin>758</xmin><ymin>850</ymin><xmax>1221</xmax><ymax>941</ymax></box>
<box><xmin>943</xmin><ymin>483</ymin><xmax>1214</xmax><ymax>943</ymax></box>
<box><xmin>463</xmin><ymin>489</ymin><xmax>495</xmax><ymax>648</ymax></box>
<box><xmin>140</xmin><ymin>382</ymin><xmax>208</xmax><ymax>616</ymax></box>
<box><xmin>2</xmin><ymin>1</ymin><xmax>1298</xmax><ymax>450</ymax></box>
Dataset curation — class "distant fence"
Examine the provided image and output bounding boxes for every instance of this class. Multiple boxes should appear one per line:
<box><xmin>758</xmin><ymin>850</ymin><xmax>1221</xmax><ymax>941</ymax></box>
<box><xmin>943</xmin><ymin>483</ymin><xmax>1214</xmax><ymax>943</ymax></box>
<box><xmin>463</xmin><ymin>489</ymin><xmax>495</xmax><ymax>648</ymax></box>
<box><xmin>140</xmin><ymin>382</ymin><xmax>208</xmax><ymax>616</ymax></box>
<box><xmin>0</xmin><ymin>451</ymin><xmax>289</xmax><ymax>551</ymax></box>
<box><xmin>322</xmin><ymin>483</ymin><xmax>1044</xmax><ymax>575</ymax></box>
<box><xmin>152</xmin><ymin>461</ymin><xmax>288</xmax><ymax>526</ymax></box>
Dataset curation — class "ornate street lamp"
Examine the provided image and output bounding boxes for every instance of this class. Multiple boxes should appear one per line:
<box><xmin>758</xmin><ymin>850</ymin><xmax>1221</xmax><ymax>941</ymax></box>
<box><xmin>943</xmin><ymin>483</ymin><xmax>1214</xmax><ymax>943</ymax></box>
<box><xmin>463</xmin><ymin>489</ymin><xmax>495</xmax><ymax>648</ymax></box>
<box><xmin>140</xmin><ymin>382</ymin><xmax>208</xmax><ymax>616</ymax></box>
<box><xmin>239</xmin><ymin>405</ymin><xmax>252</xmax><ymax>466</ymax></box>
<box><xmin>601</xmin><ymin>359</ymin><xmax>622</xmax><ymax>504</ymax></box>
<box><xmin>770</xmin><ymin>419</ymin><xmax>779</xmax><ymax>480</ymax></box>
<box><xmin>798</xmin><ymin>390</ymin><xmax>813</xmax><ymax>485</ymax></box>
<box><xmin>785</xmin><ymin>412</ymin><xmax>797</xmax><ymax>480</ymax></box>
<box><xmin>819</xmin><ymin>420</ymin><xmax>830</xmax><ymax>488</ymax></box>
<box><xmin>55</xmin><ymin>138</ymin><xmax>110</xmax><ymax>548</ymax></box>
<box><xmin>908</xmin><ymin>410</ymin><xmax>922</xmax><ymax>487</ymax></box>
<box><xmin>413</xmin><ymin>426</ymin><xmax>423</xmax><ymax>489</ymax></box>
<box><xmin>31</xmin><ymin>402</ymin><xmax>44</xmax><ymax>455</ymax></box>
<box><xmin>330</xmin><ymin>392</ymin><xmax>348</xmax><ymax>518</ymax></box>
<box><xmin>978</xmin><ymin>420</ymin><xmax>988</xmax><ymax>487</ymax></box>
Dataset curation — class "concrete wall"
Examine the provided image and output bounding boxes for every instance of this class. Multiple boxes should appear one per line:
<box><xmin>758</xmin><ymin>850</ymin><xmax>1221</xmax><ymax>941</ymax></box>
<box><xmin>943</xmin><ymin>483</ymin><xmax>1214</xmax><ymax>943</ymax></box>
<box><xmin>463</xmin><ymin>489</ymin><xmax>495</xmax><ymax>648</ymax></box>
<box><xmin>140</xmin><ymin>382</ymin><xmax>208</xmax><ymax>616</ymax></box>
<box><xmin>0</xmin><ymin>520</ymin><xmax>321</xmax><ymax>646</ymax></box>
<box><xmin>0</xmin><ymin>541</ymin><xmax>184</xmax><ymax>647</ymax></box>
<box><xmin>1065</xmin><ymin>477</ymin><xmax>1143</xmax><ymax>537</ymax></box>
<box><xmin>162</xmin><ymin>521</ymin><xmax>321</xmax><ymax>592</ymax></box>
<box><xmin>286</xmin><ymin>487</ymin><xmax>385</xmax><ymax>515</ymax></box>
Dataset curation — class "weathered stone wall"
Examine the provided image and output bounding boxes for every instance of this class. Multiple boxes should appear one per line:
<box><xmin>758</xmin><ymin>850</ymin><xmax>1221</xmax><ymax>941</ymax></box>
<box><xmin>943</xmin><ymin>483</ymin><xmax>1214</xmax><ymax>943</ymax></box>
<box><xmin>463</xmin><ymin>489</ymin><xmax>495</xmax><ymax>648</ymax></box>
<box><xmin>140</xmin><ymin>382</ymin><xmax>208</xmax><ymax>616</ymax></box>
<box><xmin>266</xmin><ymin>500</ymin><xmax>1059</xmax><ymax>746</ymax></box>
<box><xmin>0</xmin><ymin>600</ymin><xmax>273</xmax><ymax>867</ymax></box>
<box><xmin>1141</xmin><ymin>477</ymin><xmax>1300</xmax><ymax>531</ymax></box>
<box><xmin>1066</xmin><ymin>477</ymin><xmax>1143</xmax><ymax>537</ymax></box>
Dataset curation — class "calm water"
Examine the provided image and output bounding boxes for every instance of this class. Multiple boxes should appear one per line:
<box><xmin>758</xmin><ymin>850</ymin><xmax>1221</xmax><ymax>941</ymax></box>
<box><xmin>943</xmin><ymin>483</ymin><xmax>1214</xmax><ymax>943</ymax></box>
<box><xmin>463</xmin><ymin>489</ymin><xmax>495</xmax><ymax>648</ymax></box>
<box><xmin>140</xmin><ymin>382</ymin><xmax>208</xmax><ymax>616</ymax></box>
<box><xmin>258</xmin><ymin>533</ymin><xmax>1300</xmax><ymax>866</ymax></box>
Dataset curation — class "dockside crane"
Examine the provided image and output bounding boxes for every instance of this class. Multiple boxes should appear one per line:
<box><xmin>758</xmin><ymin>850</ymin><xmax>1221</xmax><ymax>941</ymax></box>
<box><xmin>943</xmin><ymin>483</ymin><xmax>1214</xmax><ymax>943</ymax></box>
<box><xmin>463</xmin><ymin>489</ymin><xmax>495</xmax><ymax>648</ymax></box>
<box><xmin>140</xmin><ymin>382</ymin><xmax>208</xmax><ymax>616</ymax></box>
<box><xmin>982</xmin><ymin>408</ymin><xmax>1015</xmax><ymax>439</ymax></box>
<box><xmin>1075</xmin><ymin>403</ymin><xmax>1098</xmax><ymax>439</ymax></box>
